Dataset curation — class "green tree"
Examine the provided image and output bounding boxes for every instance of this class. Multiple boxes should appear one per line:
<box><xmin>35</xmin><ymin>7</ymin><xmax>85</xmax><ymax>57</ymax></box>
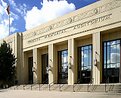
<box><xmin>0</xmin><ymin>41</ymin><xmax>16</xmax><ymax>88</ymax></box>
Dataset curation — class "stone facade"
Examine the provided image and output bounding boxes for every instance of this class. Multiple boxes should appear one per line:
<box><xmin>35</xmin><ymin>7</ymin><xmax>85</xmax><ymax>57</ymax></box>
<box><xmin>1</xmin><ymin>0</ymin><xmax>121</xmax><ymax>85</ymax></box>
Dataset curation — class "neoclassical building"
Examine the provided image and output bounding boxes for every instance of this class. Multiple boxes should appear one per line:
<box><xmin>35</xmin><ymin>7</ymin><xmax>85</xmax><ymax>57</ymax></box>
<box><xmin>1</xmin><ymin>0</ymin><xmax>121</xmax><ymax>85</ymax></box>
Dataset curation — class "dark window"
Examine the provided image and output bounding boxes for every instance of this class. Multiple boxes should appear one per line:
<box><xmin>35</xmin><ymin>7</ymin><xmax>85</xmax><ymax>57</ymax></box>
<box><xmin>28</xmin><ymin>57</ymin><xmax>33</xmax><ymax>84</ymax></box>
<box><xmin>41</xmin><ymin>54</ymin><xmax>48</xmax><ymax>84</ymax></box>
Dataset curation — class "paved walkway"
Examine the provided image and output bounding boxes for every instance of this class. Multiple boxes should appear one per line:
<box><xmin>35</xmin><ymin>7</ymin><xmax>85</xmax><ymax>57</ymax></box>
<box><xmin>0</xmin><ymin>89</ymin><xmax>121</xmax><ymax>98</ymax></box>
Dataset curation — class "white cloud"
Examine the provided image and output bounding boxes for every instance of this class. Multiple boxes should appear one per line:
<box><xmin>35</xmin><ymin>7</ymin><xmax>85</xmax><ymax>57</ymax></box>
<box><xmin>19</xmin><ymin>3</ymin><xmax>27</xmax><ymax>16</ymax></box>
<box><xmin>10</xmin><ymin>26</ymin><xmax>17</xmax><ymax>32</ymax></box>
<box><xmin>0</xmin><ymin>1</ymin><xmax>9</xmax><ymax>39</ymax></box>
<box><xmin>25</xmin><ymin>0</ymin><xmax>76</xmax><ymax>30</ymax></box>
<box><xmin>0</xmin><ymin>24</ymin><xmax>9</xmax><ymax>39</ymax></box>
<box><xmin>9</xmin><ymin>0</ymin><xmax>16</xmax><ymax>7</ymax></box>
<box><xmin>0</xmin><ymin>0</ymin><xmax>17</xmax><ymax>39</ymax></box>
<box><xmin>0</xmin><ymin>0</ymin><xmax>27</xmax><ymax>40</ymax></box>
<box><xmin>11</xmin><ymin>12</ymin><xmax>19</xmax><ymax>20</ymax></box>
<box><xmin>1</xmin><ymin>0</ymin><xmax>7</xmax><ymax>7</ymax></box>
<box><xmin>8</xmin><ymin>0</ymin><xmax>27</xmax><ymax>16</ymax></box>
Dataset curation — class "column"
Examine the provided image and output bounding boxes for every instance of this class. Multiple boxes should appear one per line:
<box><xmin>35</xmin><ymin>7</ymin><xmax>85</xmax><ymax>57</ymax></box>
<box><xmin>48</xmin><ymin>44</ymin><xmax>56</xmax><ymax>84</ymax></box>
<box><xmin>23</xmin><ymin>52</ymin><xmax>28</xmax><ymax>84</ymax></box>
<box><xmin>68</xmin><ymin>39</ymin><xmax>76</xmax><ymax>85</ymax></box>
<box><xmin>33</xmin><ymin>48</ymin><xmax>41</xmax><ymax>84</ymax></box>
<box><xmin>16</xmin><ymin>33</ymin><xmax>23</xmax><ymax>84</ymax></box>
<box><xmin>92</xmin><ymin>32</ymin><xmax>100</xmax><ymax>85</ymax></box>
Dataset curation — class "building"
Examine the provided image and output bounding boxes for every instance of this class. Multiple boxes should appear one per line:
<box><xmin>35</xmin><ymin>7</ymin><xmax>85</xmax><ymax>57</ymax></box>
<box><xmin>0</xmin><ymin>0</ymin><xmax>121</xmax><ymax>85</ymax></box>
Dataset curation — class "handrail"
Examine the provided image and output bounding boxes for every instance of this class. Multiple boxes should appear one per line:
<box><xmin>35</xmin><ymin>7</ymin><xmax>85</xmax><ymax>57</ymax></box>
<box><xmin>22</xmin><ymin>80</ymin><xmax>40</xmax><ymax>90</ymax></box>
<box><xmin>21</xmin><ymin>80</ymin><xmax>35</xmax><ymax>90</ymax></box>
<box><xmin>48</xmin><ymin>80</ymin><xmax>56</xmax><ymax>91</ymax></box>
<box><xmin>13</xmin><ymin>84</ymin><xmax>20</xmax><ymax>90</ymax></box>
<box><xmin>105</xmin><ymin>77</ymin><xmax>109</xmax><ymax>92</ymax></box>
<box><xmin>30</xmin><ymin>81</ymin><xmax>38</xmax><ymax>90</ymax></box>
<box><xmin>31</xmin><ymin>80</ymin><xmax>43</xmax><ymax>90</ymax></box>
<box><xmin>87</xmin><ymin>78</ymin><xmax>94</xmax><ymax>92</ymax></box>
<box><xmin>73</xmin><ymin>79</ymin><xmax>81</xmax><ymax>92</ymax></box>
<box><xmin>23</xmin><ymin>84</ymin><xmax>25</xmax><ymax>90</ymax></box>
<box><xmin>39</xmin><ymin>79</ymin><xmax>48</xmax><ymax>91</ymax></box>
<box><xmin>11</xmin><ymin>79</ymin><xmax>48</xmax><ymax>91</ymax></box>
<box><xmin>27</xmin><ymin>80</ymin><xmax>39</xmax><ymax>90</ymax></box>
<box><xmin>22</xmin><ymin>83</ymin><xmax>30</xmax><ymax>90</ymax></box>
<box><xmin>59</xmin><ymin>84</ymin><xmax>64</xmax><ymax>91</ymax></box>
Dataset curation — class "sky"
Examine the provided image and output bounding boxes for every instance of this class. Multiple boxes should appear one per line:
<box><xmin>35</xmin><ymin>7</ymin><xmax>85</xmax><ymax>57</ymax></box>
<box><xmin>0</xmin><ymin>0</ymin><xmax>98</xmax><ymax>39</ymax></box>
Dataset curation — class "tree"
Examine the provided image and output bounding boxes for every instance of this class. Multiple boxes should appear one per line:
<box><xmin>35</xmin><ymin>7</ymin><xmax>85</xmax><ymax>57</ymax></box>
<box><xmin>0</xmin><ymin>41</ymin><xmax>16</xmax><ymax>88</ymax></box>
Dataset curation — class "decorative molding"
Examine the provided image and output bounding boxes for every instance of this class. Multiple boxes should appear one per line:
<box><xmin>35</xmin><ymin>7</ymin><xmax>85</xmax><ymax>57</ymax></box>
<box><xmin>27</xmin><ymin>14</ymin><xmax>112</xmax><ymax>44</ymax></box>
<box><xmin>23</xmin><ymin>0</ymin><xmax>121</xmax><ymax>40</ymax></box>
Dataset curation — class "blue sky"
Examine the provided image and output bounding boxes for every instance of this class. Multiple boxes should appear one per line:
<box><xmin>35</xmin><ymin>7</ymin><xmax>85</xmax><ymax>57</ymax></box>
<box><xmin>0</xmin><ymin>0</ymin><xmax>98</xmax><ymax>39</ymax></box>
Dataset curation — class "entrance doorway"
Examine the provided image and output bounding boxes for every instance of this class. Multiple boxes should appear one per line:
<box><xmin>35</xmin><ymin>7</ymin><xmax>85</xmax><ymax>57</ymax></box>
<box><xmin>103</xmin><ymin>39</ymin><xmax>120</xmax><ymax>83</ymax></box>
<box><xmin>58</xmin><ymin>50</ymin><xmax>68</xmax><ymax>84</ymax></box>
<box><xmin>28</xmin><ymin>57</ymin><xmax>33</xmax><ymax>84</ymax></box>
<box><xmin>41</xmin><ymin>54</ymin><xmax>48</xmax><ymax>84</ymax></box>
<box><xmin>78</xmin><ymin>45</ymin><xmax>92</xmax><ymax>83</ymax></box>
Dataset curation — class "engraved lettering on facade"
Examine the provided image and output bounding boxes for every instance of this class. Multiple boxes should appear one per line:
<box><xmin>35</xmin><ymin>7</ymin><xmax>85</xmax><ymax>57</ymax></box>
<box><xmin>27</xmin><ymin>14</ymin><xmax>112</xmax><ymax>44</ymax></box>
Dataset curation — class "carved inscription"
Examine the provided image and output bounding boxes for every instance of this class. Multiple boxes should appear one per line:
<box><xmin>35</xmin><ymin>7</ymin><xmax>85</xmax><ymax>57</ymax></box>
<box><xmin>24</xmin><ymin>0</ymin><xmax>121</xmax><ymax>40</ymax></box>
<box><xmin>27</xmin><ymin>14</ymin><xmax>112</xmax><ymax>44</ymax></box>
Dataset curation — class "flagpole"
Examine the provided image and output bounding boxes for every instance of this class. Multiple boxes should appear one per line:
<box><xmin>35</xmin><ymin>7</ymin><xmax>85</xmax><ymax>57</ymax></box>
<box><xmin>6</xmin><ymin>5</ymin><xmax>10</xmax><ymax>35</ymax></box>
<box><xmin>9</xmin><ymin>13</ymin><xmax>10</xmax><ymax>35</ymax></box>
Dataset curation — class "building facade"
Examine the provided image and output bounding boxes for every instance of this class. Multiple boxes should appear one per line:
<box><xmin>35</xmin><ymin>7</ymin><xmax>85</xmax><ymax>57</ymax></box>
<box><xmin>1</xmin><ymin>0</ymin><xmax>121</xmax><ymax>85</ymax></box>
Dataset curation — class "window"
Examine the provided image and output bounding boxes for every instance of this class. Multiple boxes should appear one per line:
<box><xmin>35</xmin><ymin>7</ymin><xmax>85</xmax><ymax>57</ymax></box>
<box><xmin>58</xmin><ymin>49</ymin><xmax>68</xmax><ymax>83</ymax></box>
<box><xmin>103</xmin><ymin>39</ymin><xmax>120</xmax><ymax>83</ymax></box>
<box><xmin>78</xmin><ymin>45</ymin><xmax>92</xmax><ymax>83</ymax></box>
<box><xmin>61</xmin><ymin>50</ymin><xmax>68</xmax><ymax>74</ymax></box>
<box><xmin>81</xmin><ymin>45</ymin><xmax>92</xmax><ymax>71</ymax></box>
<box><xmin>28</xmin><ymin>57</ymin><xmax>33</xmax><ymax>84</ymax></box>
<box><xmin>41</xmin><ymin>54</ymin><xmax>48</xmax><ymax>83</ymax></box>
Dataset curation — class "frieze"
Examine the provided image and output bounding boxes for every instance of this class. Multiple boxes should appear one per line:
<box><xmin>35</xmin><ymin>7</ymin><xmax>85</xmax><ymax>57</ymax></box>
<box><xmin>24</xmin><ymin>0</ymin><xmax>121</xmax><ymax>40</ymax></box>
<box><xmin>27</xmin><ymin>14</ymin><xmax>112</xmax><ymax>44</ymax></box>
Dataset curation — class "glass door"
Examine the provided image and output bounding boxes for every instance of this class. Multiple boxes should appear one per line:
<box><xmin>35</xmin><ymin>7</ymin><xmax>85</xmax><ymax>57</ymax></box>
<box><xmin>58</xmin><ymin>50</ymin><xmax>68</xmax><ymax>84</ymax></box>
<box><xmin>78</xmin><ymin>45</ymin><xmax>92</xmax><ymax>83</ymax></box>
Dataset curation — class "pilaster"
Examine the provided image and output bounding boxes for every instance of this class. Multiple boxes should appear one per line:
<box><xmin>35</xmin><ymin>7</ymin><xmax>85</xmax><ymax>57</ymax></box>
<box><xmin>23</xmin><ymin>52</ymin><xmax>28</xmax><ymax>84</ymax></box>
<box><xmin>92</xmin><ymin>32</ymin><xmax>100</xmax><ymax>84</ymax></box>
<box><xmin>48</xmin><ymin>44</ymin><xmax>56</xmax><ymax>84</ymax></box>
<box><xmin>33</xmin><ymin>48</ymin><xmax>41</xmax><ymax>83</ymax></box>
<box><xmin>68</xmin><ymin>38</ymin><xmax>76</xmax><ymax>85</ymax></box>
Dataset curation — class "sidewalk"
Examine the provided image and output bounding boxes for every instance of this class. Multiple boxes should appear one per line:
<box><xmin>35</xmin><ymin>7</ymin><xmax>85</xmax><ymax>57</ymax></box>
<box><xmin>0</xmin><ymin>90</ymin><xmax>121</xmax><ymax>98</ymax></box>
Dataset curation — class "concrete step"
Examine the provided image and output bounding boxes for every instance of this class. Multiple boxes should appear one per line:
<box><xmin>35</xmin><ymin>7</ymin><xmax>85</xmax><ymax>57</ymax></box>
<box><xmin>49</xmin><ymin>84</ymin><xmax>59</xmax><ymax>91</ymax></box>
<box><xmin>8</xmin><ymin>83</ymin><xmax>121</xmax><ymax>93</ymax></box>
<box><xmin>31</xmin><ymin>84</ymin><xmax>39</xmax><ymax>90</ymax></box>
<box><xmin>104</xmin><ymin>84</ymin><xmax>121</xmax><ymax>93</ymax></box>
<box><xmin>39</xmin><ymin>84</ymin><xmax>49</xmax><ymax>91</ymax></box>
<box><xmin>73</xmin><ymin>84</ymin><xmax>90</xmax><ymax>92</ymax></box>
<box><xmin>60</xmin><ymin>84</ymin><xmax>73</xmax><ymax>92</ymax></box>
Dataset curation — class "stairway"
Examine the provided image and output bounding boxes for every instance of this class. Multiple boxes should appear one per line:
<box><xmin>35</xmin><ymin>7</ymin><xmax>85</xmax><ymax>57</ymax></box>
<box><xmin>8</xmin><ymin>83</ymin><xmax>121</xmax><ymax>93</ymax></box>
<box><xmin>108</xmin><ymin>84</ymin><xmax>121</xmax><ymax>93</ymax></box>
